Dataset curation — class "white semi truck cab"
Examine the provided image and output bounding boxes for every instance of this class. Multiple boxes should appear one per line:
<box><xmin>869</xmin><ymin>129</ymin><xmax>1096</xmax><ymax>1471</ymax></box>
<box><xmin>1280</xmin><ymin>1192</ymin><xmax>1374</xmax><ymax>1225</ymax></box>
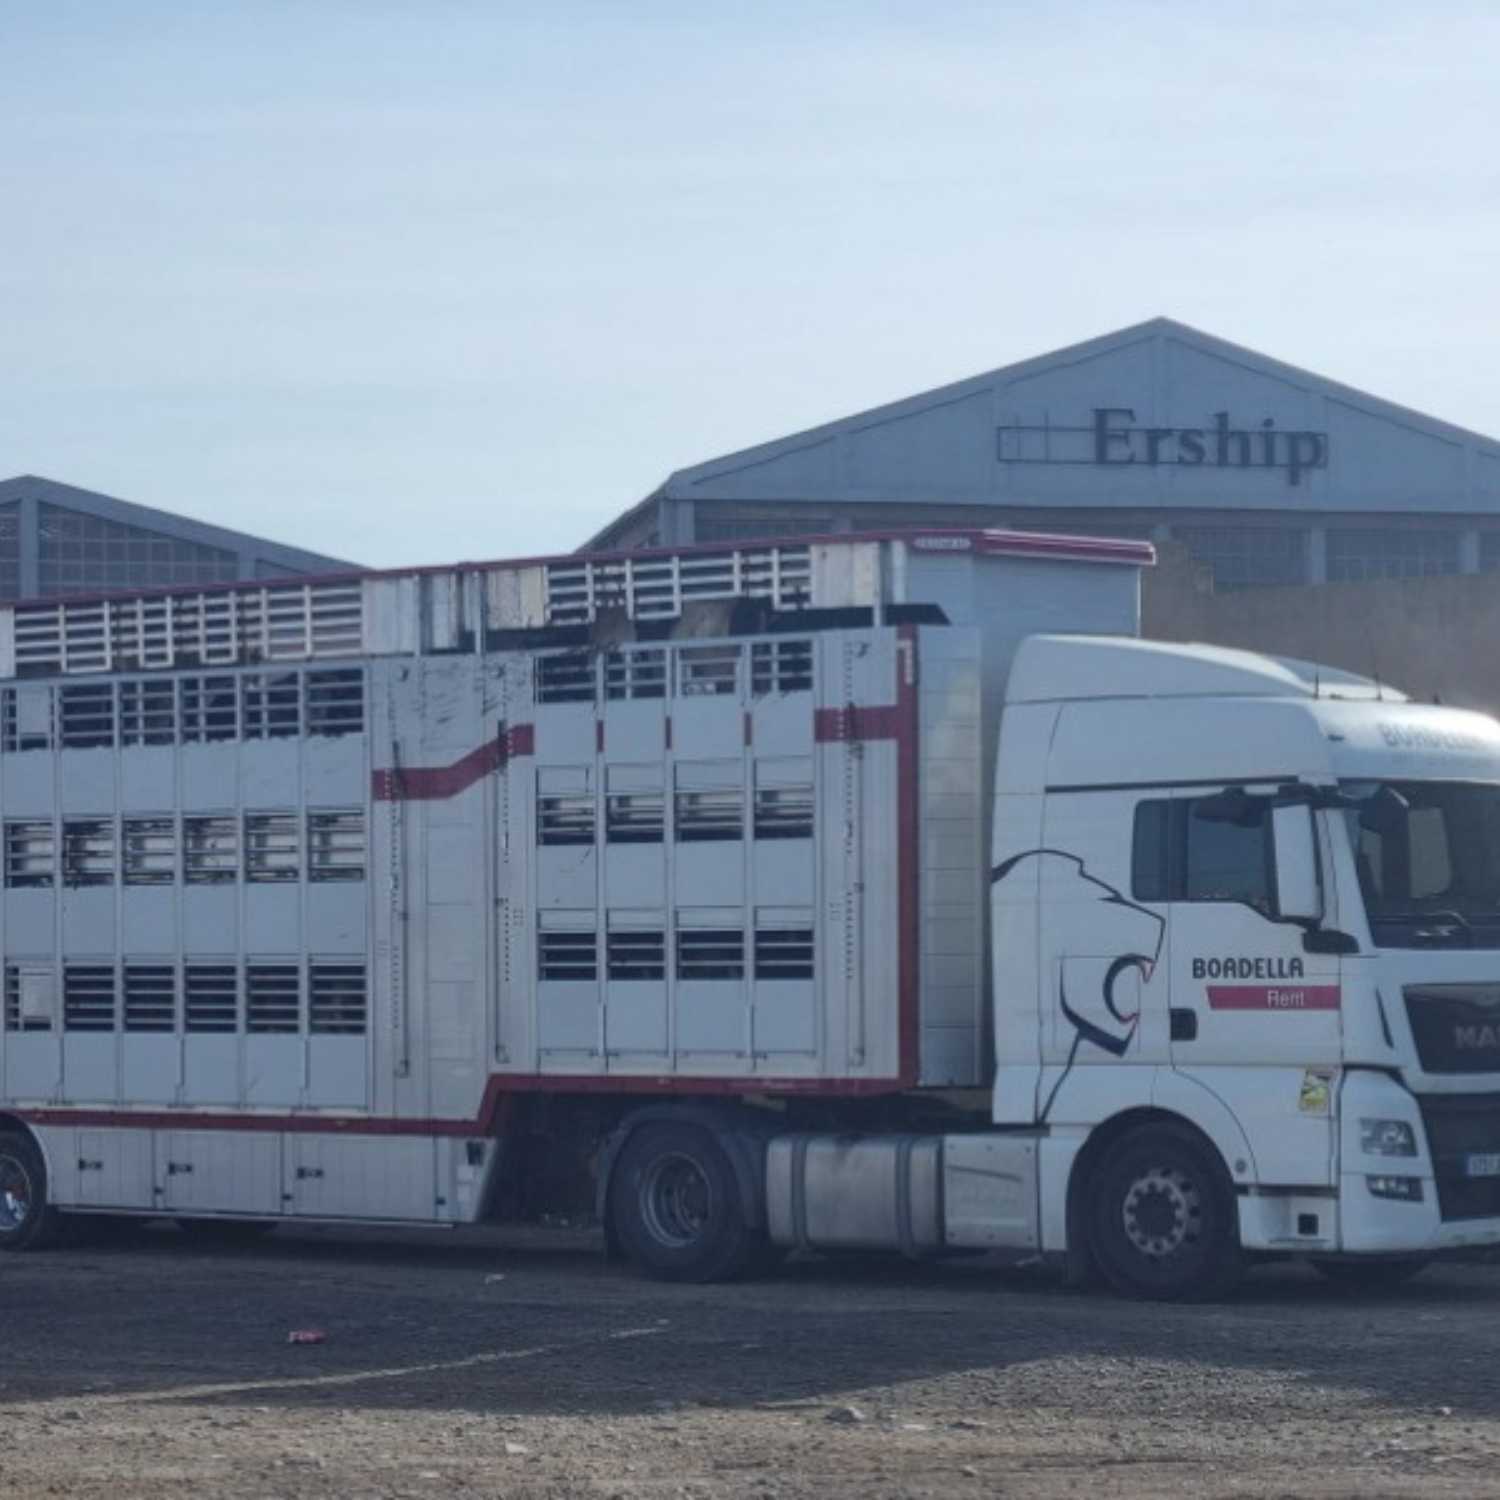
<box><xmin>973</xmin><ymin>636</ymin><xmax>1500</xmax><ymax>1295</ymax></box>
<box><xmin>758</xmin><ymin>630</ymin><xmax>1500</xmax><ymax>1298</ymax></box>
<box><xmin>0</xmin><ymin>527</ymin><xmax>1493</xmax><ymax>1299</ymax></box>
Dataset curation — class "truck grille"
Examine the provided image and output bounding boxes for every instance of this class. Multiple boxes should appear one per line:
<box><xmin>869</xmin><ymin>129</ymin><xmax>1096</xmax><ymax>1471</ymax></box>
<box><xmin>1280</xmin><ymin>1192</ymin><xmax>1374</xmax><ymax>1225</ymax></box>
<box><xmin>1404</xmin><ymin>985</ymin><xmax>1500</xmax><ymax>1074</ymax></box>
<box><xmin>1415</xmin><ymin>1093</ymin><xmax>1500</xmax><ymax>1221</ymax></box>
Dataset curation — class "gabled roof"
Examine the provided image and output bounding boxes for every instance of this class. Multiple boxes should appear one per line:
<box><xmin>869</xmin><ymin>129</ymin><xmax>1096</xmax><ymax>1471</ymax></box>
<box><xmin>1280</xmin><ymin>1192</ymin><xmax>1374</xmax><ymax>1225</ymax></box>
<box><xmin>0</xmin><ymin>474</ymin><xmax>350</xmax><ymax>571</ymax></box>
<box><xmin>586</xmin><ymin>317</ymin><xmax>1500</xmax><ymax>545</ymax></box>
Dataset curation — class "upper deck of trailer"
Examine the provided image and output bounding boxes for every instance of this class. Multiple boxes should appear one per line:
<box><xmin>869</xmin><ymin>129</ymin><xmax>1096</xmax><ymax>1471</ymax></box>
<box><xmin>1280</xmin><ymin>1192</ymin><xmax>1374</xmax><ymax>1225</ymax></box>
<box><xmin>0</xmin><ymin>528</ymin><xmax>1153</xmax><ymax>681</ymax></box>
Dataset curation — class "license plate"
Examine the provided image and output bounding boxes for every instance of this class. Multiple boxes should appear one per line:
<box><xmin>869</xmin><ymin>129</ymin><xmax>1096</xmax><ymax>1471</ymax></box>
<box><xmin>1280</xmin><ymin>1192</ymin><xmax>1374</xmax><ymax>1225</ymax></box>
<box><xmin>1465</xmin><ymin>1153</ymin><xmax>1500</xmax><ymax>1178</ymax></box>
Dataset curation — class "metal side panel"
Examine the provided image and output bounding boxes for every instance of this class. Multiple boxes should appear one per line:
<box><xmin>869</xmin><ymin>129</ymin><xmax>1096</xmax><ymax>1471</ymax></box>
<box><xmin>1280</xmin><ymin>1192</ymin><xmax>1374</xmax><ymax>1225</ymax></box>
<box><xmin>941</xmin><ymin>1133</ymin><xmax>1040</xmax><ymax>1250</ymax></box>
<box><xmin>69</xmin><ymin>1128</ymin><xmax>156</xmax><ymax>1210</ymax></box>
<box><xmin>285</xmin><ymin>1135</ymin><xmax>437</xmax><ymax>1221</ymax></box>
<box><xmin>765</xmin><ymin>1132</ymin><xmax>1041</xmax><ymax>1254</ymax></box>
<box><xmin>916</xmin><ymin>626</ymin><xmax>984</xmax><ymax>1087</ymax></box>
<box><xmin>765</xmin><ymin>1134</ymin><xmax>943</xmax><ymax>1253</ymax></box>
<box><xmin>157</xmin><ymin>1130</ymin><xmax>282</xmax><ymax>1216</ymax></box>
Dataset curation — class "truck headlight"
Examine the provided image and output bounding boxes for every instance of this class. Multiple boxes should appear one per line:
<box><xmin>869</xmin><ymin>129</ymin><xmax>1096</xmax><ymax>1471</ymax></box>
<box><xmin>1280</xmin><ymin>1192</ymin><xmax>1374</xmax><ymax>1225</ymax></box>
<box><xmin>1360</xmin><ymin>1118</ymin><xmax>1418</xmax><ymax>1157</ymax></box>
<box><xmin>1366</xmin><ymin>1175</ymin><xmax>1423</xmax><ymax>1202</ymax></box>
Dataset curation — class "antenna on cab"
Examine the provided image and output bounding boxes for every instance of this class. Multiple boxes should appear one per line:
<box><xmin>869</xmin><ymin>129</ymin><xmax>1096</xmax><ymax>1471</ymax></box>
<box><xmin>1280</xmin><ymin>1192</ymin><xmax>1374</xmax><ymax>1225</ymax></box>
<box><xmin>1367</xmin><ymin>629</ymin><xmax>1385</xmax><ymax>703</ymax></box>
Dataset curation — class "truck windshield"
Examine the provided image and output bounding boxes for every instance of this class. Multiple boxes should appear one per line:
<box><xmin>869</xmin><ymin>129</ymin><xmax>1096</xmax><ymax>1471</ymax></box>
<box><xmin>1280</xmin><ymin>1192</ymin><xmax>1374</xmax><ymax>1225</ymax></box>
<box><xmin>1341</xmin><ymin>780</ymin><xmax>1500</xmax><ymax>948</ymax></box>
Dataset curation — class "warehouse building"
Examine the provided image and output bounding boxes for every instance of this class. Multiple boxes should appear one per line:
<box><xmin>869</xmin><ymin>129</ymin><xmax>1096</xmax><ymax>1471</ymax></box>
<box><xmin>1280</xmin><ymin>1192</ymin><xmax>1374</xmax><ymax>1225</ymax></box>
<box><xmin>0</xmin><ymin>474</ymin><xmax>347</xmax><ymax>599</ymax></box>
<box><xmin>586</xmin><ymin>318</ymin><xmax>1500</xmax><ymax>592</ymax></box>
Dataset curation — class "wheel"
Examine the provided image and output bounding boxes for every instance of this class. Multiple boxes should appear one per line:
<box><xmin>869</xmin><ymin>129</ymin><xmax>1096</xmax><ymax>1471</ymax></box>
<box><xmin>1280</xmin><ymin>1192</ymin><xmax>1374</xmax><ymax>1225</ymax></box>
<box><xmin>1311</xmin><ymin>1256</ymin><xmax>1430</xmax><ymax>1291</ymax></box>
<box><xmin>176</xmin><ymin>1217</ymin><xmax>278</xmax><ymax>1243</ymax></box>
<box><xmin>607</xmin><ymin>1122</ymin><xmax>765</xmax><ymax>1283</ymax></box>
<box><xmin>1087</xmin><ymin>1122</ymin><xmax>1243</xmax><ymax>1301</ymax></box>
<box><xmin>0</xmin><ymin>1131</ymin><xmax>64</xmax><ymax>1250</ymax></box>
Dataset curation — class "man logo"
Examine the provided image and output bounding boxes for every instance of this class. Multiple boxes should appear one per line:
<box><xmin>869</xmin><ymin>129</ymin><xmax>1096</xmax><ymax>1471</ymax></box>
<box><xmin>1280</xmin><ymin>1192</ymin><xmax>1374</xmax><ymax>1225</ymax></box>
<box><xmin>1455</xmin><ymin>1025</ymin><xmax>1500</xmax><ymax>1052</ymax></box>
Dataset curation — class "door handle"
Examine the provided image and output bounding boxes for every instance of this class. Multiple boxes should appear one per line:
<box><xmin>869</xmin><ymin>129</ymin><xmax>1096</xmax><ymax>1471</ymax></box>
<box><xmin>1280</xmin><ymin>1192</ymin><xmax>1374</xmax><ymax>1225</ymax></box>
<box><xmin>1170</xmin><ymin>1008</ymin><xmax>1198</xmax><ymax>1042</ymax></box>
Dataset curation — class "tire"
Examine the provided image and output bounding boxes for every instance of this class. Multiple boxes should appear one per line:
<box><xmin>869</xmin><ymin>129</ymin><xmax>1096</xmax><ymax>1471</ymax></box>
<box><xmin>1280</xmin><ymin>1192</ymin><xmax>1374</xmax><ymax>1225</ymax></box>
<box><xmin>0</xmin><ymin>1131</ymin><xmax>64</xmax><ymax>1251</ymax></box>
<box><xmin>176</xmin><ymin>1217</ymin><xmax>278</xmax><ymax>1243</ymax></box>
<box><xmin>1087</xmin><ymin>1121</ymin><xmax>1243</xmax><ymax>1302</ymax></box>
<box><xmin>1311</xmin><ymin>1256</ymin><xmax>1430</xmax><ymax>1291</ymax></box>
<box><xmin>607</xmin><ymin>1122</ymin><xmax>765</xmax><ymax>1283</ymax></box>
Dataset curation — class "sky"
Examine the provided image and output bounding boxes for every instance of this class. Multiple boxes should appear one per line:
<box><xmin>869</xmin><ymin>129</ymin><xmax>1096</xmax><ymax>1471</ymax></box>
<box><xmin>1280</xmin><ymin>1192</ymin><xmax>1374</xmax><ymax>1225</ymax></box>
<box><xmin>1</xmin><ymin>1</ymin><xmax>1497</xmax><ymax>568</ymax></box>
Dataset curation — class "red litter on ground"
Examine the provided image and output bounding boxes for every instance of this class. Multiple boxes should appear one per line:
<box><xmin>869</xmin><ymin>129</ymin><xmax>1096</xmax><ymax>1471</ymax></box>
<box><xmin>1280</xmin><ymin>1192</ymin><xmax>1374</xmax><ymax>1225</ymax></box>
<box><xmin>287</xmin><ymin>1329</ymin><xmax>327</xmax><ymax>1345</ymax></box>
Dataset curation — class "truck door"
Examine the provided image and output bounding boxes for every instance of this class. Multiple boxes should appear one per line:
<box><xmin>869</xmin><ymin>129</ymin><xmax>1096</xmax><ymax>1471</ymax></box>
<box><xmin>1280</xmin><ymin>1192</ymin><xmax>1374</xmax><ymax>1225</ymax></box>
<box><xmin>1142</xmin><ymin>790</ymin><xmax>1341</xmax><ymax>1182</ymax></box>
<box><xmin>1031</xmin><ymin>789</ymin><xmax>1172</xmax><ymax>1079</ymax></box>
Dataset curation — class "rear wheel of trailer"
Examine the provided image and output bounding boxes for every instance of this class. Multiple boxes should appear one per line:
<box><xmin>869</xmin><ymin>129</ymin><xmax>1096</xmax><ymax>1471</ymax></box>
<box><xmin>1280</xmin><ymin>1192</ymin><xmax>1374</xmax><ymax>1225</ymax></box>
<box><xmin>607</xmin><ymin>1122</ymin><xmax>767</xmax><ymax>1283</ymax></box>
<box><xmin>0</xmin><ymin>1132</ymin><xmax>63</xmax><ymax>1251</ymax></box>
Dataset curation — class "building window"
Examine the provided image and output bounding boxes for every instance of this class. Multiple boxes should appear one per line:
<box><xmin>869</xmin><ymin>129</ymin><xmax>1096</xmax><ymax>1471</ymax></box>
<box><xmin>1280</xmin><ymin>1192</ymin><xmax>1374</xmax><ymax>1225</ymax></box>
<box><xmin>1171</xmin><ymin>525</ymin><xmax>1309</xmax><ymax>590</ymax></box>
<box><xmin>37</xmin><ymin>502</ymin><xmax>239</xmax><ymax>596</ymax></box>
<box><xmin>0</xmin><ymin>503</ymin><xmax>20</xmax><ymax>601</ymax></box>
<box><xmin>1479</xmin><ymin>533</ymin><xmax>1500</xmax><ymax>573</ymax></box>
<box><xmin>1326</xmin><ymin>527</ymin><xmax>1460</xmax><ymax>583</ymax></box>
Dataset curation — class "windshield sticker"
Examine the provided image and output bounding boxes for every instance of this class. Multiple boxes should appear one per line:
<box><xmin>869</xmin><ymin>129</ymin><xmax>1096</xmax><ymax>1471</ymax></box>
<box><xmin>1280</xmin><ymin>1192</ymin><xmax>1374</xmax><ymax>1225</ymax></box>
<box><xmin>1298</xmin><ymin>1069</ymin><xmax>1334</xmax><ymax>1113</ymax></box>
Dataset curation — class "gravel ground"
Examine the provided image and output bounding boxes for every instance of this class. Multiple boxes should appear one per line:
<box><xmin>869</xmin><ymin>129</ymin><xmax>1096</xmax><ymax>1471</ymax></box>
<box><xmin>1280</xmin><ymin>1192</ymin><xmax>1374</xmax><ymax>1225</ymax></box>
<box><xmin>3</xmin><ymin>1224</ymin><xmax>1500</xmax><ymax>1498</ymax></box>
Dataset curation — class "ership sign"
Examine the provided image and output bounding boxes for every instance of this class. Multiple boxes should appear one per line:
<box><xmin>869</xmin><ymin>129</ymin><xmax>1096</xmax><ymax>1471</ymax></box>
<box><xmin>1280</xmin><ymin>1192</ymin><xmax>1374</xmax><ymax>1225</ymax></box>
<box><xmin>995</xmin><ymin>408</ymin><xmax>1330</xmax><ymax>487</ymax></box>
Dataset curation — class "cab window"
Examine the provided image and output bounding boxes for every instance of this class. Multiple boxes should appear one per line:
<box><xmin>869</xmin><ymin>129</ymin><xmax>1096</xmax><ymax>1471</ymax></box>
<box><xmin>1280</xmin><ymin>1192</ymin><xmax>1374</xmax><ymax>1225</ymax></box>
<box><xmin>1132</xmin><ymin>795</ymin><xmax>1274</xmax><ymax>915</ymax></box>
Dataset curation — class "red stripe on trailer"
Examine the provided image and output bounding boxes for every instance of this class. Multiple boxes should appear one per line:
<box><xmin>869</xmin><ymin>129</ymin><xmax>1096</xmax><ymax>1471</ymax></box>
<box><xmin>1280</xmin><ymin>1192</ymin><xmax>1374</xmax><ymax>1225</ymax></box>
<box><xmin>372</xmin><ymin>724</ymin><xmax>534</xmax><ymax>801</ymax></box>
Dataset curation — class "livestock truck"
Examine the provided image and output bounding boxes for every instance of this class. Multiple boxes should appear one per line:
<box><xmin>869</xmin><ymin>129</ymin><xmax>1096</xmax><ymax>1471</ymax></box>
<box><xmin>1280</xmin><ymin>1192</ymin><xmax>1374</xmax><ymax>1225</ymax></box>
<box><xmin>0</xmin><ymin>527</ymin><xmax>1497</xmax><ymax>1299</ymax></box>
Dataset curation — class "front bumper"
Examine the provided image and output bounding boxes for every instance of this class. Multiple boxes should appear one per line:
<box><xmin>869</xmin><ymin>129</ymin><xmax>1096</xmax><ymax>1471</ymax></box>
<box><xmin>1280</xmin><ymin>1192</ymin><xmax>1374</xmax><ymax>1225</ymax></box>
<box><xmin>1336</xmin><ymin>1072</ymin><xmax>1500</xmax><ymax>1253</ymax></box>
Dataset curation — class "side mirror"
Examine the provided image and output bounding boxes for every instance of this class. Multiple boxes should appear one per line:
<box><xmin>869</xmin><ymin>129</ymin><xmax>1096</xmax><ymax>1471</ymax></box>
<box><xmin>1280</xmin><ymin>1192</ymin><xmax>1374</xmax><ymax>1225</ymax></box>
<box><xmin>1272</xmin><ymin>803</ymin><xmax>1322</xmax><ymax>924</ymax></box>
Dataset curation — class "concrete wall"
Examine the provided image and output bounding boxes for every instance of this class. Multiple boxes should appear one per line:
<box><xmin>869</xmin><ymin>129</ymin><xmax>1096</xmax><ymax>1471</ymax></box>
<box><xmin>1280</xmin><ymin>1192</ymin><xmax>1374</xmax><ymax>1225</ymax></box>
<box><xmin>1145</xmin><ymin>548</ymin><xmax>1500</xmax><ymax>718</ymax></box>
